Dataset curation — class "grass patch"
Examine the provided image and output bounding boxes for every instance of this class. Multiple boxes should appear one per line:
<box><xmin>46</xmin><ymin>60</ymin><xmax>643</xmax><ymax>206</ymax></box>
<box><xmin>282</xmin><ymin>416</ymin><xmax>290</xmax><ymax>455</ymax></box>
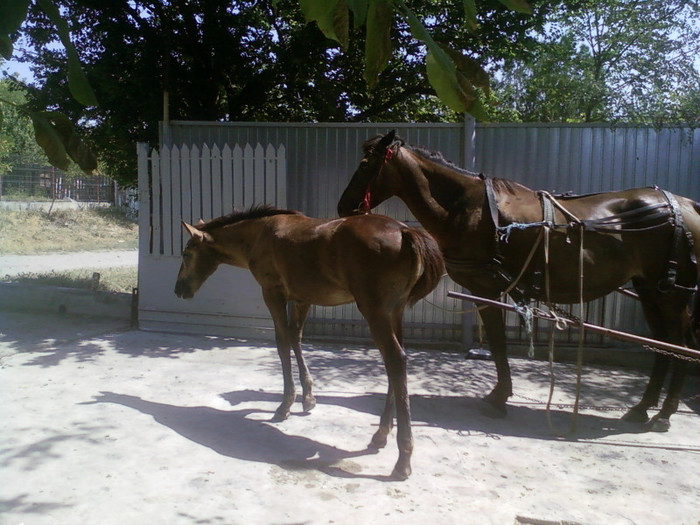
<box><xmin>2</xmin><ymin>267</ymin><xmax>138</xmax><ymax>294</ymax></box>
<box><xmin>0</xmin><ymin>207</ymin><xmax>138</xmax><ymax>254</ymax></box>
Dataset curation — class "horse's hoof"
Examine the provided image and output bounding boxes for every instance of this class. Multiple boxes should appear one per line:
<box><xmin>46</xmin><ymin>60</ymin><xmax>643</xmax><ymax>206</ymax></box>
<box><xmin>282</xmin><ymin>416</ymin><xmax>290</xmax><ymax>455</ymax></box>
<box><xmin>369</xmin><ymin>431</ymin><xmax>389</xmax><ymax>449</ymax></box>
<box><xmin>391</xmin><ymin>463</ymin><xmax>411</xmax><ymax>481</ymax></box>
<box><xmin>272</xmin><ymin>407</ymin><xmax>290</xmax><ymax>422</ymax></box>
<box><xmin>302</xmin><ymin>395</ymin><xmax>316</xmax><ymax>413</ymax></box>
<box><xmin>480</xmin><ymin>398</ymin><xmax>507</xmax><ymax>419</ymax></box>
<box><xmin>621</xmin><ymin>407</ymin><xmax>649</xmax><ymax>424</ymax></box>
<box><xmin>645</xmin><ymin>415</ymin><xmax>671</xmax><ymax>433</ymax></box>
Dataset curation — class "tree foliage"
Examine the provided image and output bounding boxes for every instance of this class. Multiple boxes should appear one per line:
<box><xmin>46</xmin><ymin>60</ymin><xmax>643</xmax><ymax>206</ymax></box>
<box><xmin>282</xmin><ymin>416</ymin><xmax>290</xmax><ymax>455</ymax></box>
<box><xmin>493</xmin><ymin>0</ymin><xmax>700</xmax><ymax>123</ymax></box>
<box><xmin>6</xmin><ymin>0</ymin><xmax>548</xmax><ymax>184</ymax></box>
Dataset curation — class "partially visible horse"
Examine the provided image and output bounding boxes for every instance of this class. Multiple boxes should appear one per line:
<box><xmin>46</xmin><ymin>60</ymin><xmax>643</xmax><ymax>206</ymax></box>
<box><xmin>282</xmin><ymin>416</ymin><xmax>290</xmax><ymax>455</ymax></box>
<box><xmin>338</xmin><ymin>131</ymin><xmax>700</xmax><ymax>432</ymax></box>
<box><xmin>174</xmin><ymin>205</ymin><xmax>444</xmax><ymax>480</ymax></box>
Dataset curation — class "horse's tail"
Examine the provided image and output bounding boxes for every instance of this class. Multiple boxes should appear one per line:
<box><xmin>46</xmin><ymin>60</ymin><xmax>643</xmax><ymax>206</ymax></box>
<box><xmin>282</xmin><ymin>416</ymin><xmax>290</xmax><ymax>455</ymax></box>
<box><xmin>403</xmin><ymin>228</ymin><xmax>445</xmax><ymax>306</ymax></box>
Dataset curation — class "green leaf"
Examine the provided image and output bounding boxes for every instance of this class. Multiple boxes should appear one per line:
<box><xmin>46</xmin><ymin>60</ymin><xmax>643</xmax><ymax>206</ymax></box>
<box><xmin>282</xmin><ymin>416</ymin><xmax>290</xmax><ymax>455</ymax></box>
<box><xmin>364</xmin><ymin>0</ymin><xmax>392</xmax><ymax>87</ymax></box>
<box><xmin>0</xmin><ymin>107</ymin><xmax>4</xmax><ymax>128</ymax></box>
<box><xmin>299</xmin><ymin>0</ymin><xmax>348</xmax><ymax>47</ymax></box>
<box><xmin>463</xmin><ymin>0</ymin><xmax>479</xmax><ymax>32</ymax></box>
<box><xmin>0</xmin><ymin>0</ymin><xmax>30</xmax><ymax>34</ymax></box>
<box><xmin>426</xmin><ymin>51</ymin><xmax>468</xmax><ymax>113</ymax></box>
<box><xmin>443</xmin><ymin>46</ymin><xmax>490</xmax><ymax>98</ymax></box>
<box><xmin>31</xmin><ymin>112</ymin><xmax>71</xmax><ymax>171</ymax></box>
<box><xmin>346</xmin><ymin>0</ymin><xmax>368</xmax><ymax>26</ymax></box>
<box><xmin>31</xmin><ymin>111</ymin><xmax>98</xmax><ymax>173</ymax></box>
<box><xmin>0</xmin><ymin>35</ymin><xmax>12</xmax><ymax>60</ymax></box>
<box><xmin>397</xmin><ymin>1</ymin><xmax>455</xmax><ymax>77</ymax></box>
<box><xmin>496</xmin><ymin>0</ymin><xmax>533</xmax><ymax>15</ymax></box>
<box><xmin>0</xmin><ymin>0</ymin><xmax>30</xmax><ymax>59</ymax></box>
<box><xmin>36</xmin><ymin>0</ymin><xmax>98</xmax><ymax>107</ymax></box>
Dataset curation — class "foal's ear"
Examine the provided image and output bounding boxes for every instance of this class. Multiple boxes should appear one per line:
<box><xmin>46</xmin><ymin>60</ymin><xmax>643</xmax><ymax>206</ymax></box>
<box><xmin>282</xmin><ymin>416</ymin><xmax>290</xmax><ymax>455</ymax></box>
<box><xmin>182</xmin><ymin>221</ymin><xmax>214</xmax><ymax>243</ymax></box>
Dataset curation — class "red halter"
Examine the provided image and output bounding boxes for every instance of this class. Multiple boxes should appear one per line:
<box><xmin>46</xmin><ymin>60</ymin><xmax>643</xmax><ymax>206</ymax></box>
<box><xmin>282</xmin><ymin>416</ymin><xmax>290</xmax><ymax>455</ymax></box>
<box><xmin>360</xmin><ymin>147</ymin><xmax>394</xmax><ymax>214</ymax></box>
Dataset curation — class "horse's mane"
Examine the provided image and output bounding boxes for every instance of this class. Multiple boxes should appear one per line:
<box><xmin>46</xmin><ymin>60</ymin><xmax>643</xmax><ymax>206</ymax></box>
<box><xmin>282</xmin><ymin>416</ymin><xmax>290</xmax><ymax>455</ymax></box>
<box><xmin>363</xmin><ymin>134</ymin><xmax>517</xmax><ymax>194</ymax></box>
<box><xmin>198</xmin><ymin>204</ymin><xmax>301</xmax><ymax>231</ymax></box>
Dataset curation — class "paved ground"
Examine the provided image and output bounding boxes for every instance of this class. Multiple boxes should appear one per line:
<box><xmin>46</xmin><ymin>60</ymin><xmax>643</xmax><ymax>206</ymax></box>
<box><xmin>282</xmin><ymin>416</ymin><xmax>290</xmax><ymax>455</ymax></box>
<box><xmin>0</xmin><ymin>250</ymin><xmax>138</xmax><ymax>278</ymax></box>
<box><xmin>1</xmin><ymin>310</ymin><xmax>699</xmax><ymax>525</ymax></box>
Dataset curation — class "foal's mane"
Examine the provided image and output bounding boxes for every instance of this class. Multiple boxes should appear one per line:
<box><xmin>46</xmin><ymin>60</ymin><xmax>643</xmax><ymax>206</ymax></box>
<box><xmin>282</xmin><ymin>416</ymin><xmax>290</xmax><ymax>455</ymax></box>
<box><xmin>198</xmin><ymin>204</ymin><xmax>301</xmax><ymax>231</ymax></box>
<box><xmin>363</xmin><ymin>134</ymin><xmax>517</xmax><ymax>194</ymax></box>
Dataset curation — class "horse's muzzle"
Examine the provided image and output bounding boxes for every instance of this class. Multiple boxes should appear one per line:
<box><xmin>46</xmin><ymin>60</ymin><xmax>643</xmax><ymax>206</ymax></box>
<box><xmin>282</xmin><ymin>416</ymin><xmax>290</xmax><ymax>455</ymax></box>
<box><xmin>174</xmin><ymin>281</ymin><xmax>193</xmax><ymax>299</ymax></box>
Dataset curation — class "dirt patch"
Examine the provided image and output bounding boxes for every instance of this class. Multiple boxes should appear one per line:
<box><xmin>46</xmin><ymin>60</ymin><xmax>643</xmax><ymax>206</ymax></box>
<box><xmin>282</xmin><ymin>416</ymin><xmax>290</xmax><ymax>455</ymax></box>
<box><xmin>1</xmin><ymin>312</ymin><xmax>698</xmax><ymax>525</ymax></box>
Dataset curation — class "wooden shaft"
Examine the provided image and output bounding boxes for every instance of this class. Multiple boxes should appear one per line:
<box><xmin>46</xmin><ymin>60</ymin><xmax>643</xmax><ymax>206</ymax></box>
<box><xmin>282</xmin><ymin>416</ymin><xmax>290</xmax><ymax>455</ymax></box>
<box><xmin>447</xmin><ymin>291</ymin><xmax>700</xmax><ymax>360</ymax></box>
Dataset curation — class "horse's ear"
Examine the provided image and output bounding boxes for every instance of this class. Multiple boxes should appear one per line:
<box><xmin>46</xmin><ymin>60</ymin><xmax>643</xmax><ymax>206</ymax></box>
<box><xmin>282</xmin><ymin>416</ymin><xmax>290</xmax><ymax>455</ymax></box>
<box><xmin>378</xmin><ymin>130</ymin><xmax>396</xmax><ymax>150</ymax></box>
<box><xmin>182</xmin><ymin>221</ymin><xmax>213</xmax><ymax>243</ymax></box>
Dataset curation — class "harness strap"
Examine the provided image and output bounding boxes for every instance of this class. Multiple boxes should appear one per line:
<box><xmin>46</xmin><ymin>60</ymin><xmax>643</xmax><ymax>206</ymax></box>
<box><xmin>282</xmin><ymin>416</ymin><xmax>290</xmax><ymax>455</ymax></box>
<box><xmin>659</xmin><ymin>190</ymin><xmax>697</xmax><ymax>293</ymax></box>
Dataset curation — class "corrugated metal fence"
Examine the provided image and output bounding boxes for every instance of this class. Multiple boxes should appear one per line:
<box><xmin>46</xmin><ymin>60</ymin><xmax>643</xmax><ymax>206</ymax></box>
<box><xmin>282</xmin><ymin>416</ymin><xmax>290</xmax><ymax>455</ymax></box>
<box><xmin>139</xmin><ymin>120</ymin><xmax>700</xmax><ymax>347</ymax></box>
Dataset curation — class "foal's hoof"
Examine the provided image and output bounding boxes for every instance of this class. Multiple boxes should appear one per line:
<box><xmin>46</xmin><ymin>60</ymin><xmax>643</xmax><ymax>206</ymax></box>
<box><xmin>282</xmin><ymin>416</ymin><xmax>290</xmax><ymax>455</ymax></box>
<box><xmin>369</xmin><ymin>430</ymin><xmax>389</xmax><ymax>450</ymax></box>
<box><xmin>644</xmin><ymin>415</ymin><xmax>671</xmax><ymax>433</ymax></box>
<box><xmin>621</xmin><ymin>407</ymin><xmax>649</xmax><ymax>424</ymax></box>
<box><xmin>480</xmin><ymin>398</ymin><xmax>507</xmax><ymax>419</ymax></box>
<box><xmin>302</xmin><ymin>395</ymin><xmax>316</xmax><ymax>413</ymax></box>
<box><xmin>391</xmin><ymin>462</ymin><xmax>411</xmax><ymax>481</ymax></box>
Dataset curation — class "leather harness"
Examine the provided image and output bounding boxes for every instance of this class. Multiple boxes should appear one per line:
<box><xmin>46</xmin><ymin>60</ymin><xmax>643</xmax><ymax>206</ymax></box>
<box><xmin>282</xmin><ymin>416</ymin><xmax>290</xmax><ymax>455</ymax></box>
<box><xmin>446</xmin><ymin>175</ymin><xmax>698</xmax><ymax>298</ymax></box>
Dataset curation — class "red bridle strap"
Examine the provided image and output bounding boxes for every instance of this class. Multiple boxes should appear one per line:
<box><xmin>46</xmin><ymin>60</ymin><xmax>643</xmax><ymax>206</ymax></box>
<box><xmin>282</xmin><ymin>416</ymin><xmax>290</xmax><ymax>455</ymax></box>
<box><xmin>360</xmin><ymin>147</ymin><xmax>394</xmax><ymax>214</ymax></box>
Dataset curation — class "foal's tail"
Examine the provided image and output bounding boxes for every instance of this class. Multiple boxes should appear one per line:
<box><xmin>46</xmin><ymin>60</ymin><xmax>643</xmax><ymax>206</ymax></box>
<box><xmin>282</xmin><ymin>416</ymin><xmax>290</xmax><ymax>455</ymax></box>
<box><xmin>403</xmin><ymin>228</ymin><xmax>445</xmax><ymax>306</ymax></box>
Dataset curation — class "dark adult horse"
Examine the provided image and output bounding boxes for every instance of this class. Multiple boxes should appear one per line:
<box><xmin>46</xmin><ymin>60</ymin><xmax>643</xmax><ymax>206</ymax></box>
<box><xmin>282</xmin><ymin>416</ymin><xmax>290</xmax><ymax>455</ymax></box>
<box><xmin>338</xmin><ymin>131</ymin><xmax>700</xmax><ymax>432</ymax></box>
<box><xmin>174</xmin><ymin>205</ymin><xmax>444</xmax><ymax>479</ymax></box>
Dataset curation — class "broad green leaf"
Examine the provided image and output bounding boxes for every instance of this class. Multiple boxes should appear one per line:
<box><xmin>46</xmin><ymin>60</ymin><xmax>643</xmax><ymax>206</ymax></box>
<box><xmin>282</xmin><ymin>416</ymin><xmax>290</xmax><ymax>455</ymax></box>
<box><xmin>426</xmin><ymin>50</ymin><xmax>467</xmax><ymax>113</ymax></box>
<box><xmin>0</xmin><ymin>0</ymin><xmax>30</xmax><ymax>59</ymax></box>
<box><xmin>463</xmin><ymin>0</ymin><xmax>479</xmax><ymax>32</ymax></box>
<box><xmin>443</xmin><ymin>46</ymin><xmax>490</xmax><ymax>97</ymax></box>
<box><xmin>346</xmin><ymin>0</ymin><xmax>368</xmax><ymax>26</ymax></box>
<box><xmin>496</xmin><ymin>0</ymin><xmax>532</xmax><ymax>15</ymax></box>
<box><xmin>364</xmin><ymin>0</ymin><xmax>392</xmax><ymax>87</ymax></box>
<box><xmin>31</xmin><ymin>111</ymin><xmax>98</xmax><ymax>173</ymax></box>
<box><xmin>397</xmin><ymin>1</ymin><xmax>455</xmax><ymax>77</ymax></box>
<box><xmin>0</xmin><ymin>0</ymin><xmax>30</xmax><ymax>33</ymax></box>
<box><xmin>0</xmin><ymin>35</ymin><xmax>12</xmax><ymax>60</ymax></box>
<box><xmin>426</xmin><ymin>50</ymin><xmax>489</xmax><ymax>120</ymax></box>
<box><xmin>299</xmin><ymin>0</ymin><xmax>347</xmax><ymax>47</ymax></box>
<box><xmin>36</xmin><ymin>0</ymin><xmax>98</xmax><ymax>106</ymax></box>
<box><xmin>333</xmin><ymin>0</ymin><xmax>350</xmax><ymax>49</ymax></box>
<box><xmin>31</xmin><ymin>112</ymin><xmax>71</xmax><ymax>171</ymax></box>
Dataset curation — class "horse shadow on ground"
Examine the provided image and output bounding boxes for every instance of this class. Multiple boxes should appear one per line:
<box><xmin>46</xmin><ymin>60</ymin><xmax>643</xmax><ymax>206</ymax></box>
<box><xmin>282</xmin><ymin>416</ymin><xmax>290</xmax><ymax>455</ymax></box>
<box><xmin>221</xmin><ymin>388</ymin><xmax>661</xmax><ymax>443</ymax></box>
<box><xmin>89</xmin><ymin>383</ymin><xmax>692</xmax><ymax>484</ymax></box>
<box><xmin>88</xmin><ymin>392</ymin><xmax>392</xmax><ymax>481</ymax></box>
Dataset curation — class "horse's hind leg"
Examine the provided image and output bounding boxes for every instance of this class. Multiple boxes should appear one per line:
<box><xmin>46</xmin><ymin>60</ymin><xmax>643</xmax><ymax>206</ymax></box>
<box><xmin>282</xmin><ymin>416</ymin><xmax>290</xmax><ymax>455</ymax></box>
<box><xmin>624</xmin><ymin>284</ymin><xmax>690</xmax><ymax>431</ymax></box>
<box><xmin>650</xmin><ymin>358</ymin><xmax>689</xmax><ymax>431</ymax></box>
<box><xmin>370</xmin><ymin>308</ymin><xmax>404</xmax><ymax>449</ymax></box>
<box><xmin>362</xmin><ymin>306</ymin><xmax>413</xmax><ymax>480</ymax></box>
<box><xmin>290</xmin><ymin>301</ymin><xmax>315</xmax><ymax>412</ymax></box>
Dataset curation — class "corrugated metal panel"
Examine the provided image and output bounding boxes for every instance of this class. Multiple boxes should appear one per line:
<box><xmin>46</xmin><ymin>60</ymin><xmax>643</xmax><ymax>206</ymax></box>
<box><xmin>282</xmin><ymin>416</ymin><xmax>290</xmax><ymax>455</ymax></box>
<box><xmin>475</xmin><ymin>123</ymin><xmax>700</xmax><ymax>199</ymax></box>
<box><xmin>148</xmin><ymin>121</ymin><xmax>699</xmax><ymax>347</ymax></box>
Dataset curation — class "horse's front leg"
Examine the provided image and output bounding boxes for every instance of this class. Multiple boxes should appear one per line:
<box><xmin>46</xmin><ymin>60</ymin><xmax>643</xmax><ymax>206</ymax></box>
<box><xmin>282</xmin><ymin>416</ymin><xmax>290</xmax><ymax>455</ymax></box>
<box><xmin>370</xmin><ymin>386</ymin><xmax>394</xmax><ymax>449</ymax></box>
<box><xmin>479</xmin><ymin>305</ymin><xmax>512</xmax><ymax>417</ymax></box>
<box><xmin>289</xmin><ymin>301</ymin><xmax>315</xmax><ymax>412</ymax></box>
<box><xmin>262</xmin><ymin>290</ymin><xmax>296</xmax><ymax>421</ymax></box>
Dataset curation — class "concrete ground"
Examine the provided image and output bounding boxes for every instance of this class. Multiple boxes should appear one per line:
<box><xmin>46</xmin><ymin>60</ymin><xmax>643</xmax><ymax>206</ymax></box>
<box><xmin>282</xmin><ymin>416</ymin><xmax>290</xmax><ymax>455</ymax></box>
<box><xmin>1</xmin><ymin>311</ymin><xmax>699</xmax><ymax>525</ymax></box>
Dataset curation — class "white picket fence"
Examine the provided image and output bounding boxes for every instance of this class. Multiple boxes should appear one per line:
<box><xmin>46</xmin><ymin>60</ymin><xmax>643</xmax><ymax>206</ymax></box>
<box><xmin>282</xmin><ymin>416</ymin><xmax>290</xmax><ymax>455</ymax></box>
<box><xmin>137</xmin><ymin>141</ymin><xmax>466</xmax><ymax>343</ymax></box>
<box><xmin>137</xmin><ymin>142</ymin><xmax>288</xmax><ymax>338</ymax></box>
